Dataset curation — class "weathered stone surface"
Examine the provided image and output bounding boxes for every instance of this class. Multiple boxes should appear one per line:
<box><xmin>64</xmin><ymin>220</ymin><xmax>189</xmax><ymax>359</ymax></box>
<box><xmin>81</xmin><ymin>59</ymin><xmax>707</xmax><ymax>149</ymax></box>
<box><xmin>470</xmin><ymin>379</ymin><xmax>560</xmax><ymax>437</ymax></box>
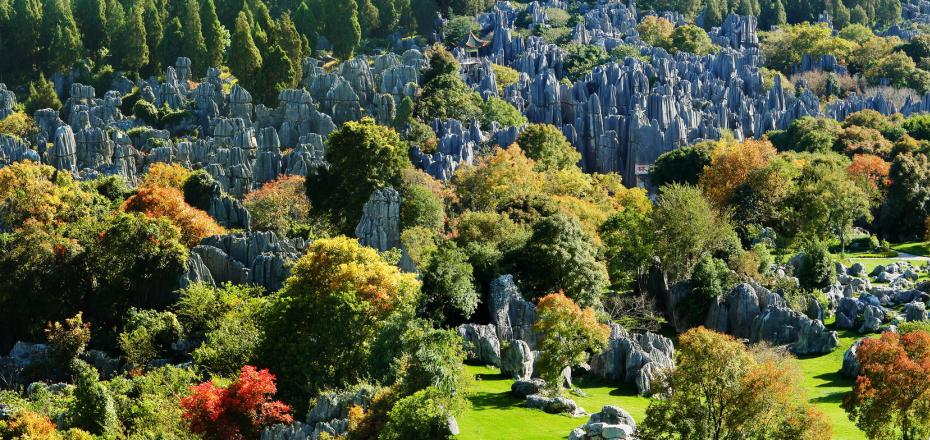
<box><xmin>525</xmin><ymin>394</ymin><xmax>585</xmax><ymax>416</ymax></box>
<box><xmin>841</xmin><ymin>338</ymin><xmax>865</xmax><ymax>379</ymax></box>
<box><xmin>193</xmin><ymin>231</ymin><xmax>306</xmax><ymax>292</ymax></box>
<box><xmin>355</xmin><ymin>187</ymin><xmax>401</xmax><ymax>252</ymax></box>
<box><xmin>589</xmin><ymin>324</ymin><xmax>674</xmax><ymax>395</ymax></box>
<box><xmin>457</xmin><ymin>323</ymin><xmax>501</xmax><ymax>367</ymax></box>
<box><xmin>501</xmin><ymin>339</ymin><xmax>535</xmax><ymax>380</ymax></box>
<box><xmin>569</xmin><ymin>405</ymin><xmax>637</xmax><ymax>440</ymax></box>
<box><xmin>511</xmin><ymin>378</ymin><xmax>545</xmax><ymax>398</ymax></box>
<box><xmin>751</xmin><ymin>305</ymin><xmax>839</xmax><ymax>355</ymax></box>
<box><xmin>905</xmin><ymin>301</ymin><xmax>929</xmax><ymax>322</ymax></box>
<box><xmin>489</xmin><ymin>275</ymin><xmax>538</xmax><ymax>348</ymax></box>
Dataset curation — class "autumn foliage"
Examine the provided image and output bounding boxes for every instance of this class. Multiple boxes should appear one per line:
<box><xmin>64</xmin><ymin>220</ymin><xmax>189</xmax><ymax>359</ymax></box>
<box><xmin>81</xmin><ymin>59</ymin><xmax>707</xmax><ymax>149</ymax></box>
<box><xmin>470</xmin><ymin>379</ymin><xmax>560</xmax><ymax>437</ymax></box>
<box><xmin>534</xmin><ymin>292</ymin><xmax>610</xmax><ymax>394</ymax></box>
<box><xmin>121</xmin><ymin>186</ymin><xmax>224</xmax><ymax>247</ymax></box>
<box><xmin>843</xmin><ymin>331</ymin><xmax>930</xmax><ymax>440</ymax></box>
<box><xmin>142</xmin><ymin>163</ymin><xmax>192</xmax><ymax>190</ymax></box>
<box><xmin>699</xmin><ymin>138</ymin><xmax>777</xmax><ymax>206</ymax></box>
<box><xmin>848</xmin><ymin>153</ymin><xmax>891</xmax><ymax>194</ymax></box>
<box><xmin>181</xmin><ymin>366</ymin><xmax>293</xmax><ymax>440</ymax></box>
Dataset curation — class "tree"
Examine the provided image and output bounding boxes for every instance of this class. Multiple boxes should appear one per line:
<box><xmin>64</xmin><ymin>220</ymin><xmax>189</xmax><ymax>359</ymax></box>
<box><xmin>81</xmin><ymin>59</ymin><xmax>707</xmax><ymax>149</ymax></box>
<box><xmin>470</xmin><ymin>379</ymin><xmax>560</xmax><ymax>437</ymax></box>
<box><xmin>373</xmin><ymin>0</ymin><xmax>398</xmax><ymax>35</ymax></box>
<box><xmin>380</xmin><ymin>387</ymin><xmax>457</xmax><ymax>440</ymax></box>
<box><xmin>636</xmin><ymin>16</ymin><xmax>673</xmax><ymax>49</ymax></box>
<box><xmin>228</xmin><ymin>11</ymin><xmax>262</xmax><ymax>93</ymax></box>
<box><xmin>771</xmin><ymin>116</ymin><xmax>843</xmax><ymax>153</ymax></box>
<box><xmin>24</xmin><ymin>73</ymin><xmax>62</xmax><ymax>114</ymax></box>
<box><xmin>42</xmin><ymin>0</ymin><xmax>83</xmax><ymax>74</ymax></box>
<box><xmin>534</xmin><ymin>292</ymin><xmax>610</xmax><ymax>395</ymax></box>
<box><xmin>118</xmin><ymin>308</ymin><xmax>183</xmax><ymax>367</ymax></box>
<box><xmin>843</xmin><ymin>331</ymin><xmax>930</xmax><ymax>440</ymax></box>
<box><xmin>700</xmin><ymin>138</ymin><xmax>777</xmax><ymax>207</ymax></box>
<box><xmin>649</xmin><ymin>143</ymin><xmax>713</xmax><ymax>187</ymax></box>
<box><xmin>879</xmin><ymin>153</ymin><xmax>930</xmax><ymax>241</ymax></box>
<box><xmin>400</xmin><ymin>183</ymin><xmax>445</xmax><ymax>232</ymax></box>
<box><xmin>112</xmin><ymin>3</ymin><xmax>149</xmax><ymax>72</ymax></box>
<box><xmin>357</xmin><ymin>0</ymin><xmax>379</xmax><ymax>36</ymax></box>
<box><xmin>181</xmin><ymin>366</ymin><xmax>293</xmax><ymax>440</ymax></box>
<box><xmin>200</xmin><ymin>0</ymin><xmax>226</xmax><ymax>68</ymax></box>
<box><xmin>159</xmin><ymin>17</ymin><xmax>186</xmax><ymax>70</ymax></box>
<box><xmin>322</xmin><ymin>0</ymin><xmax>361</xmax><ymax>59</ymax></box>
<box><xmin>142</xmin><ymin>0</ymin><xmax>164</xmax><ymax>73</ymax></box>
<box><xmin>294</xmin><ymin>0</ymin><xmax>318</xmax><ymax>51</ymax></box>
<box><xmin>418</xmin><ymin>241</ymin><xmax>478</xmax><ymax>325</ymax></box>
<box><xmin>416</xmin><ymin>46</ymin><xmax>483</xmax><ymax>122</ymax></box>
<box><xmin>639</xmin><ymin>327</ymin><xmax>832</xmax><ymax>440</ymax></box>
<box><xmin>411</xmin><ymin>0</ymin><xmax>437</xmax><ymax>36</ymax></box>
<box><xmin>479</xmin><ymin>96</ymin><xmax>527</xmax><ymax>130</ymax></box>
<box><xmin>306</xmin><ymin>117</ymin><xmax>411</xmax><ymax>234</ymax></box>
<box><xmin>44</xmin><ymin>312</ymin><xmax>91</xmax><ymax>371</ymax></box>
<box><xmin>243</xmin><ymin>176</ymin><xmax>313</xmax><ymax>237</ymax></box>
<box><xmin>253</xmin><ymin>43</ymin><xmax>294</xmax><ymax>104</ymax></box>
<box><xmin>599</xmin><ymin>207</ymin><xmax>655</xmax><ymax>291</ymax></box>
<box><xmin>563</xmin><ymin>44</ymin><xmax>610</xmax><ymax>79</ymax></box>
<box><xmin>517</xmin><ymin>124</ymin><xmax>580</xmax><ymax>171</ymax></box>
<box><xmin>121</xmin><ymin>185</ymin><xmax>225</xmax><ymax>247</ymax></box>
<box><xmin>669</xmin><ymin>24</ymin><xmax>716</xmax><ymax>55</ymax></box>
<box><xmin>761</xmin><ymin>22</ymin><xmax>855</xmax><ymax>74</ymax></box>
<box><xmin>74</xmin><ymin>0</ymin><xmax>108</xmax><ymax>54</ymax></box>
<box><xmin>505</xmin><ymin>214</ymin><xmax>609</xmax><ymax>307</ymax></box>
<box><xmin>794</xmin><ymin>241</ymin><xmax>837</xmax><ymax>289</ymax></box>
<box><xmin>652</xmin><ymin>184</ymin><xmax>737</xmax><ymax>282</ymax></box>
<box><xmin>69</xmin><ymin>361</ymin><xmax>118</xmax><ymax>436</ymax></box>
<box><xmin>8</xmin><ymin>0</ymin><xmax>42</xmax><ymax>78</ymax></box>
<box><xmin>259</xmin><ymin>237</ymin><xmax>420</xmax><ymax>408</ymax></box>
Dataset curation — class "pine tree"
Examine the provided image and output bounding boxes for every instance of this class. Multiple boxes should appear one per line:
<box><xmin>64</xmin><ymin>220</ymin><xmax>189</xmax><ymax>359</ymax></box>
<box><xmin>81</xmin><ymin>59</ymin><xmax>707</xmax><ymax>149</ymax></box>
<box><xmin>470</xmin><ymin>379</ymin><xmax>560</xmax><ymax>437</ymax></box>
<box><xmin>294</xmin><ymin>0</ymin><xmax>318</xmax><ymax>53</ymax></box>
<box><xmin>273</xmin><ymin>14</ymin><xmax>303</xmax><ymax>89</ymax></box>
<box><xmin>850</xmin><ymin>4</ymin><xmax>869</xmax><ymax>24</ymax></box>
<box><xmin>24</xmin><ymin>73</ymin><xmax>62</xmax><ymax>114</ymax></box>
<box><xmin>142</xmin><ymin>0</ymin><xmax>164</xmax><ymax>73</ymax></box>
<box><xmin>373</xmin><ymin>0</ymin><xmax>398</xmax><ymax>35</ymax></box>
<box><xmin>393</xmin><ymin>95</ymin><xmax>414</xmax><ymax>129</ymax></box>
<box><xmin>159</xmin><ymin>17</ymin><xmax>185</xmax><ymax>69</ymax></box>
<box><xmin>201</xmin><ymin>0</ymin><xmax>226</xmax><ymax>69</ymax></box>
<box><xmin>833</xmin><ymin>0</ymin><xmax>851</xmax><ymax>29</ymax></box>
<box><xmin>74</xmin><ymin>0</ymin><xmax>108</xmax><ymax>55</ymax></box>
<box><xmin>114</xmin><ymin>3</ymin><xmax>148</xmax><ymax>71</ymax></box>
<box><xmin>357</xmin><ymin>0</ymin><xmax>379</xmax><ymax>37</ymax></box>
<box><xmin>9</xmin><ymin>0</ymin><xmax>43</xmax><ymax>78</ymax></box>
<box><xmin>254</xmin><ymin>43</ymin><xmax>293</xmax><ymax>104</ymax></box>
<box><xmin>43</xmin><ymin>0</ymin><xmax>84</xmax><ymax>74</ymax></box>
<box><xmin>178</xmin><ymin>0</ymin><xmax>208</xmax><ymax>73</ymax></box>
<box><xmin>322</xmin><ymin>0</ymin><xmax>361</xmax><ymax>60</ymax></box>
<box><xmin>737</xmin><ymin>0</ymin><xmax>753</xmax><ymax>16</ymax></box>
<box><xmin>702</xmin><ymin>0</ymin><xmax>724</xmax><ymax>30</ymax></box>
<box><xmin>772</xmin><ymin>0</ymin><xmax>787</xmax><ymax>27</ymax></box>
<box><xmin>228</xmin><ymin>11</ymin><xmax>262</xmax><ymax>93</ymax></box>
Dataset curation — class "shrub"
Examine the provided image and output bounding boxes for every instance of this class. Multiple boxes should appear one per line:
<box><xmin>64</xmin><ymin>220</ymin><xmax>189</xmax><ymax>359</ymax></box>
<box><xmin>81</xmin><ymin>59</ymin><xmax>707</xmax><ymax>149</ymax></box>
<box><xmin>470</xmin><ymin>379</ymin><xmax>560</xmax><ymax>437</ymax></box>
<box><xmin>118</xmin><ymin>308</ymin><xmax>183</xmax><ymax>368</ymax></box>
<box><xmin>24</xmin><ymin>74</ymin><xmax>62</xmax><ymax>114</ymax></box>
<box><xmin>0</xmin><ymin>112</ymin><xmax>39</xmax><ymax>140</ymax></box>
<box><xmin>492</xmin><ymin>64</ymin><xmax>519</xmax><ymax>90</ymax></box>
<box><xmin>68</xmin><ymin>360</ymin><xmax>118</xmax><ymax>436</ymax></box>
<box><xmin>516</xmin><ymin>124</ymin><xmax>580</xmax><ymax>171</ymax></box>
<box><xmin>121</xmin><ymin>186</ymin><xmax>225</xmax><ymax>247</ymax></box>
<box><xmin>479</xmin><ymin>96</ymin><xmax>527</xmax><ymax>130</ymax></box>
<box><xmin>181</xmin><ymin>366</ymin><xmax>292</xmax><ymax>440</ymax></box>
<box><xmin>380</xmin><ymin>387</ymin><xmax>456</xmax><ymax>440</ymax></box>
<box><xmin>0</xmin><ymin>409</ymin><xmax>64</xmax><ymax>439</ymax></box>
<box><xmin>132</xmin><ymin>99</ymin><xmax>160</xmax><ymax>126</ymax></box>
<box><xmin>563</xmin><ymin>44</ymin><xmax>610</xmax><ymax>79</ymax></box>
<box><xmin>243</xmin><ymin>176</ymin><xmax>313</xmax><ymax>237</ymax></box>
<box><xmin>107</xmin><ymin>365</ymin><xmax>197</xmax><ymax>438</ymax></box>
<box><xmin>182</xmin><ymin>170</ymin><xmax>219</xmax><ymax>211</ymax></box>
<box><xmin>142</xmin><ymin>163</ymin><xmax>192</xmax><ymax>190</ymax></box>
<box><xmin>795</xmin><ymin>242</ymin><xmax>837</xmax><ymax>289</ymax></box>
<box><xmin>418</xmin><ymin>242</ymin><xmax>478</xmax><ymax>325</ymax></box>
<box><xmin>45</xmin><ymin>312</ymin><xmax>91</xmax><ymax>371</ymax></box>
<box><xmin>400</xmin><ymin>184</ymin><xmax>445</xmax><ymax>232</ymax></box>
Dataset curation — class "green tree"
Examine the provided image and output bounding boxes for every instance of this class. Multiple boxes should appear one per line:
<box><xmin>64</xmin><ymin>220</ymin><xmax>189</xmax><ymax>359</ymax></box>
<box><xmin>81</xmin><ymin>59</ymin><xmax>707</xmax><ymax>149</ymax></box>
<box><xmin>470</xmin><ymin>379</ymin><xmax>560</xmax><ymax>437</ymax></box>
<box><xmin>669</xmin><ymin>24</ymin><xmax>716</xmax><ymax>55</ymax></box>
<box><xmin>42</xmin><ymin>0</ymin><xmax>83</xmax><ymax>74</ymax></box>
<box><xmin>479</xmin><ymin>96</ymin><xmax>527</xmax><ymax>130</ymax></box>
<box><xmin>652</xmin><ymin>184</ymin><xmax>737</xmax><ymax>282</ymax></box>
<box><xmin>373</xmin><ymin>0</ymin><xmax>398</xmax><ymax>35</ymax></box>
<box><xmin>68</xmin><ymin>360</ymin><xmax>118</xmax><ymax>436</ymax></box>
<box><xmin>159</xmin><ymin>17</ymin><xmax>185</xmax><ymax>71</ymax></box>
<box><xmin>639</xmin><ymin>328</ymin><xmax>832</xmax><ymax>439</ymax></box>
<box><xmin>9</xmin><ymin>0</ymin><xmax>43</xmax><ymax>78</ymax></box>
<box><xmin>505</xmin><ymin>214</ymin><xmax>609</xmax><ymax>307</ymax></box>
<box><xmin>73</xmin><ymin>0</ymin><xmax>108</xmax><ymax>54</ymax></box>
<box><xmin>516</xmin><ymin>124</ymin><xmax>580</xmax><ymax>171</ymax></box>
<box><xmin>24</xmin><ymin>73</ymin><xmax>62</xmax><ymax>114</ymax></box>
<box><xmin>307</xmin><ymin>117</ymin><xmax>412</xmax><ymax>234</ymax></box>
<box><xmin>357</xmin><ymin>0</ymin><xmax>379</xmax><ymax>36</ymax></box>
<box><xmin>416</xmin><ymin>47</ymin><xmax>483</xmax><ymax>122</ymax></box>
<box><xmin>400</xmin><ymin>183</ymin><xmax>444</xmax><ymax>232</ymax></box>
<box><xmin>600</xmin><ymin>208</ymin><xmax>656</xmax><ymax>291</ymax></box>
<box><xmin>794</xmin><ymin>241</ymin><xmax>837</xmax><ymax>289</ymax></box>
<box><xmin>637</xmin><ymin>15</ymin><xmax>673</xmax><ymax>48</ymax></box>
<box><xmin>534</xmin><ymin>292</ymin><xmax>610</xmax><ymax>396</ymax></box>
<box><xmin>879</xmin><ymin>153</ymin><xmax>930</xmax><ymax>241</ymax></box>
<box><xmin>418</xmin><ymin>241</ymin><xmax>478</xmax><ymax>326</ymax></box>
<box><xmin>112</xmin><ymin>3</ymin><xmax>149</xmax><ymax>71</ymax></box>
<box><xmin>253</xmin><ymin>43</ymin><xmax>294</xmax><ymax>105</ymax></box>
<box><xmin>118</xmin><ymin>308</ymin><xmax>183</xmax><ymax>367</ymax></box>
<box><xmin>260</xmin><ymin>237</ymin><xmax>420</xmax><ymax>410</ymax></box>
<box><xmin>322</xmin><ymin>0</ymin><xmax>361</xmax><ymax>59</ymax></box>
<box><xmin>294</xmin><ymin>0</ymin><xmax>318</xmax><ymax>52</ymax></box>
<box><xmin>228</xmin><ymin>11</ymin><xmax>262</xmax><ymax>93</ymax></box>
<box><xmin>411</xmin><ymin>0</ymin><xmax>437</xmax><ymax>36</ymax></box>
<box><xmin>142</xmin><ymin>0</ymin><xmax>164</xmax><ymax>73</ymax></box>
<box><xmin>200</xmin><ymin>0</ymin><xmax>226</xmax><ymax>68</ymax></box>
<box><xmin>649</xmin><ymin>143</ymin><xmax>713</xmax><ymax>187</ymax></box>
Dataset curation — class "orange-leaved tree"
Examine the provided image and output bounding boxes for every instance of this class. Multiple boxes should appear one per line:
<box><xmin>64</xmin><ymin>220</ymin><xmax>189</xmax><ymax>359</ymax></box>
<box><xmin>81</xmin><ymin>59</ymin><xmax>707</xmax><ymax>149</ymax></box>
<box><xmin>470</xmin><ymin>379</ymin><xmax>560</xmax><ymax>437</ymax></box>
<box><xmin>699</xmin><ymin>138</ymin><xmax>777</xmax><ymax>207</ymax></box>
<box><xmin>142</xmin><ymin>163</ymin><xmax>192</xmax><ymax>190</ymax></box>
<box><xmin>121</xmin><ymin>186</ymin><xmax>224</xmax><ymax>247</ymax></box>
<box><xmin>843</xmin><ymin>331</ymin><xmax>930</xmax><ymax>440</ymax></box>
<box><xmin>181</xmin><ymin>365</ymin><xmax>292</xmax><ymax>440</ymax></box>
<box><xmin>534</xmin><ymin>292</ymin><xmax>610</xmax><ymax>395</ymax></box>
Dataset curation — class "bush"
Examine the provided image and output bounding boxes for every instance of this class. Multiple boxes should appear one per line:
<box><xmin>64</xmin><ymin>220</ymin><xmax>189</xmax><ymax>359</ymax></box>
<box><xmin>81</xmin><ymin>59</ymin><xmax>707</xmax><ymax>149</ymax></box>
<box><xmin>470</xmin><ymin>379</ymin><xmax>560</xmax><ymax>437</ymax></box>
<box><xmin>0</xmin><ymin>112</ymin><xmax>39</xmax><ymax>140</ymax></box>
<box><xmin>142</xmin><ymin>163</ymin><xmax>192</xmax><ymax>190</ymax></box>
<box><xmin>121</xmin><ymin>186</ymin><xmax>225</xmax><ymax>247</ymax></box>
<box><xmin>68</xmin><ymin>360</ymin><xmax>118</xmax><ymax>436</ymax></box>
<box><xmin>107</xmin><ymin>365</ymin><xmax>197</xmax><ymax>438</ymax></box>
<box><xmin>563</xmin><ymin>44</ymin><xmax>610</xmax><ymax>80</ymax></box>
<box><xmin>380</xmin><ymin>387</ymin><xmax>456</xmax><ymax>440</ymax></box>
<box><xmin>182</xmin><ymin>170</ymin><xmax>218</xmax><ymax>211</ymax></box>
<box><xmin>24</xmin><ymin>74</ymin><xmax>62</xmax><ymax>115</ymax></box>
<box><xmin>45</xmin><ymin>312</ymin><xmax>91</xmax><ymax>371</ymax></box>
<box><xmin>492</xmin><ymin>64</ymin><xmax>519</xmax><ymax>90</ymax></box>
<box><xmin>516</xmin><ymin>123</ymin><xmax>580</xmax><ymax>171</ymax></box>
<box><xmin>479</xmin><ymin>96</ymin><xmax>527</xmax><ymax>129</ymax></box>
<box><xmin>132</xmin><ymin>99</ymin><xmax>160</xmax><ymax>126</ymax></box>
<box><xmin>795</xmin><ymin>242</ymin><xmax>837</xmax><ymax>289</ymax></box>
<box><xmin>400</xmin><ymin>184</ymin><xmax>445</xmax><ymax>232</ymax></box>
<box><xmin>118</xmin><ymin>308</ymin><xmax>183</xmax><ymax>368</ymax></box>
<box><xmin>418</xmin><ymin>242</ymin><xmax>478</xmax><ymax>325</ymax></box>
<box><xmin>244</xmin><ymin>176</ymin><xmax>314</xmax><ymax>237</ymax></box>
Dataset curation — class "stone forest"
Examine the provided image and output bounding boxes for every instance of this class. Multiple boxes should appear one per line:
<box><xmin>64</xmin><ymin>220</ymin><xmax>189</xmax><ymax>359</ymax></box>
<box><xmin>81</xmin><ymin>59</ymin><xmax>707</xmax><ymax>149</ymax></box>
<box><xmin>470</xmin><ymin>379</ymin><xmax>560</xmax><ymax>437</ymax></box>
<box><xmin>6</xmin><ymin>0</ymin><xmax>930</xmax><ymax>438</ymax></box>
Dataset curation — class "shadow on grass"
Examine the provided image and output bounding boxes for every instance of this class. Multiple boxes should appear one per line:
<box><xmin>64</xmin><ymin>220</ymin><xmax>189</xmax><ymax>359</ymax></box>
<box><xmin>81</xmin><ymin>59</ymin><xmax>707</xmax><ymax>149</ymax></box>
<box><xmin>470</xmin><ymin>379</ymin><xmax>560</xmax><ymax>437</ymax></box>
<box><xmin>468</xmin><ymin>391</ymin><xmax>523</xmax><ymax>410</ymax></box>
<box><xmin>810</xmin><ymin>390</ymin><xmax>850</xmax><ymax>404</ymax></box>
<box><xmin>813</xmin><ymin>371</ymin><xmax>854</xmax><ymax>388</ymax></box>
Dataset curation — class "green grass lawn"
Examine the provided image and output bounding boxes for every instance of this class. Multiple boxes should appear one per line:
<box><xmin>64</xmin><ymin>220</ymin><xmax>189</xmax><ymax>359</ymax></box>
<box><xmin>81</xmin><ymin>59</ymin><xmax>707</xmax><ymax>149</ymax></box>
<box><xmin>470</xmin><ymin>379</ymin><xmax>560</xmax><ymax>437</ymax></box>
<box><xmin>892</xmin><ymin>241</ymin><xmax>930</xmax><ymax>257</ymax></box>
<box><xmin>458</xmin><ymin>329</ymin><xmax>867</xmax><ymax>439</ymax></box>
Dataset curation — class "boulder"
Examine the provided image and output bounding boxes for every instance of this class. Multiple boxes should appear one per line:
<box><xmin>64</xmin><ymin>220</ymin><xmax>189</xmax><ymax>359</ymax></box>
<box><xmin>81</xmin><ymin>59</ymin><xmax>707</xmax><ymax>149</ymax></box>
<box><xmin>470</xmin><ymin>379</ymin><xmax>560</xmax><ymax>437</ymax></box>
<box><xmin>456</xmin><ymin>323</ymin><xmax>501</xmax><ymax>367</ymax></box>
<box><xmin>841</xmin><ymin>339</ymin><xmax>864</xmax><ymax>378</ymax></box>
<box><xmin>525</xmin><ymin>394</ymin><xmax>585</xmax><ymax>416</ymax></box>
<box><xmin>905</xmin><ymin>301</ymin><xmax>928</xmax><ymax>322</ymax></box>
<box><xmin>858</xmin><ymin>305</ymin><xmax>884</xmax><ymax>333</ymax></box>
<box><xmin>589</xmin><ymin>324</ymin><xmax>674</xmax><ymax>395</ymax></box>
<box><xmin>569</xmin><ymin>405</ymin><xmax>637</xmax><ymax>439</ymax></box>
<box><xmin>501</xmin><ymin>339</ymin><xmax>534</xmax><ymax>380</ymax></box>
<box><xmin>750</xmin><ymin>305</ymin><xmax>839</xmax><ymax>355</ymax></box>
<box><xmin>489</xmin><ymin>275</ymin><xmax>538</xmax><ymax>348</ymax></box>
<box><xmin>511</xmin><ymin>378</ymin><xmax>545</xmax><ymax>398</ymax></box>
<box><xmin>848</xmin><ymin>263</ymin><xmax>866</xmax><ymax>277</ymax></box>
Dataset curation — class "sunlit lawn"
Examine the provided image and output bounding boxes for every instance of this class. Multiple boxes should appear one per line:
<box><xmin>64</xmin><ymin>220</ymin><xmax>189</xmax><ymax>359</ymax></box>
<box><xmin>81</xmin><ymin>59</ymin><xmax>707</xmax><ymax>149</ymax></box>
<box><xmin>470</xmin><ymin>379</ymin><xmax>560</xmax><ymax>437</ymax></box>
<box><xmin>458</xmin><ymin>328</ymin><xmax>867</xmax><ymax>439</ymax></box>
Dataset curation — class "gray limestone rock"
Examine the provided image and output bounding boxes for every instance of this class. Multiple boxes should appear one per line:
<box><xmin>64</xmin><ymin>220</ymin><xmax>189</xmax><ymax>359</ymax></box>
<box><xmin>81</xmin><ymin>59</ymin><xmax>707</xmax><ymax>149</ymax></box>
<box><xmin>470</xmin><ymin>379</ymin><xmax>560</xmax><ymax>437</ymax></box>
<box><xmin>751</xmin><ymin>305</ymin><xmax>839</xmax><ymax>355</ymax></box>
<box><xmin>569</xmin><ymin>405</ymin><xmax>637</xmax><ymax>440</ymax></box>
<box><xmin>905</xmin><ymin>301</ymin><xmax>928</xmax><ymax>322</ymax></box>
<box><xmin>842</xmin><ymin>338</ymin><xmax>864</xmax><ymax>379</ymax></box>
<box><xmin>354</xmin><ymin>187</ymin><xmax>401</xmax><ymax>252</ymax></box>
<box><xmin>589</xmin><ymin>324</ymin><xmax>674</xmax><ymax>395</ymax></box>
<box><xmin>511</xmin><ymin>378</ymin><xmax>545</xmax><ymax>398</ymax></box>
<box><xmin>457</xmin><ymin>323</ymin><xmax>501</xmax><ymax>367</ymax></box>
<box><xmin>525</xmin><ymin>394</ymin><xmax>585</xmax><ymax>416</ymax></box>
<box><xmin>489</xmin><ymin>275</ymin><xmax>538</xmax><ymax>348</ymax></box>
<box><xmin>501</xmin><ymin>339</ymin><xmax>535</xmax><ymax>380</ymax></box>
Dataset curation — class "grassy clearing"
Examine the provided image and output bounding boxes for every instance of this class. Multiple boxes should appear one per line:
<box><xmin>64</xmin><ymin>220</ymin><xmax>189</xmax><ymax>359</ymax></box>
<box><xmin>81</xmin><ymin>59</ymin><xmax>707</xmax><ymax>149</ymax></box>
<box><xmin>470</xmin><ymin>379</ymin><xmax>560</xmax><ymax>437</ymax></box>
<box><xmin>892</xmin><ymin>241</ymin><xmax>930</xmax><ymax>257</ymax></box>
<box><xmin>457</xmin><ymin>365</ymin><xmax>651</xmax><ymax>440</ymax></box>
<box><xmin>458</xmin><ymin>329</ymin><xmax>867</xmax><ymax>439</ymax></box>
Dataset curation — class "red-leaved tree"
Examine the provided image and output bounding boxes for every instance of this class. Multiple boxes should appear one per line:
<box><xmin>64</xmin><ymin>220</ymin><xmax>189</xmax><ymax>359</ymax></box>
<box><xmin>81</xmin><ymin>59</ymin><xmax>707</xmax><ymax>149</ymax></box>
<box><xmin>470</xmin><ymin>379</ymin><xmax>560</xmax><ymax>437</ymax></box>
<box><xmin>843</xmin><ymin>331</ymin><xmax>930</xmax><ymax>440</ymax></box>
<box><xmin>181</xmin><ymin>366</ymin><xmax>293</xmax><ymax>439</ymax></box>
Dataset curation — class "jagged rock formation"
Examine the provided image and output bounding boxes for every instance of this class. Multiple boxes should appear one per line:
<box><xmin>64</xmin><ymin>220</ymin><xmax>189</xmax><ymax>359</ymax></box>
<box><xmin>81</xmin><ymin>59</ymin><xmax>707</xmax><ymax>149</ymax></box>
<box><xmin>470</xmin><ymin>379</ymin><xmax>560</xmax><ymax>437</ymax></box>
<box><xmin>190</xmin><ymin>231</ymin><xmax>306</xmax><ymax>292</ymax></box>
<box><xmin>489</xmin><ymin>275</ymin><xmax>538</xmax><ymax>348</ymax></box>
<box><xmin>0</xmin><ymin>84</ymin><xmax>15</xmax><ymax>120</ymax></box>
<box><xmin>355</xmin><ymin>187</ymin><xmax>401</xmax><ymax>252</ymax></box>
<box><xmin>569</xmin><ymin>406</ymin><xmax>637</xmax><ymax>440</ymax></box>
<box><xmin>589</xmin><ymin>324</ymin><xmax>675</xmax><ymax>395</ymax></box>
<box><xmin>706</xmin><ymin>283</ymin><xmax>839</xmax><ymax>354</ymax></box>
<box><xmin>457</xmin><ymin>323</ymin><xmax>501</xmax><ymax>367</ymax></box>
